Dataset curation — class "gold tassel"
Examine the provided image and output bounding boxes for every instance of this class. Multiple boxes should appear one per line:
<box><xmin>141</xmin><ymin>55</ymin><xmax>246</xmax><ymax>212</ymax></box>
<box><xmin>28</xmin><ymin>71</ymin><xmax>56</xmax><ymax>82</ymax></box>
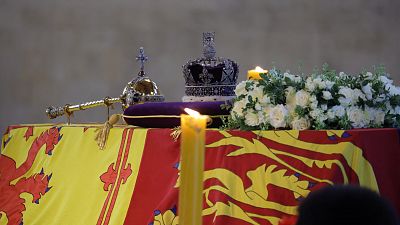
<box><xmin>95</xmin><ymin>114</ymin><xmax>121</xmax><ymax>150</ymax></box>
<box><xmin>170</xmin><ymin>126</ymin><xmax>182</xmax><ymax>142</ymax></box>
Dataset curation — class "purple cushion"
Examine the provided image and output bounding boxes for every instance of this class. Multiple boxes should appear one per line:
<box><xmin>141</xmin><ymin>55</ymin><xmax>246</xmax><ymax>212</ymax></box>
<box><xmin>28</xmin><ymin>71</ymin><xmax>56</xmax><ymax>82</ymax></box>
<box><xmin>123</xmin><ymin>101</ymin><xmax>230</xmax><ymax>128</ymax></box>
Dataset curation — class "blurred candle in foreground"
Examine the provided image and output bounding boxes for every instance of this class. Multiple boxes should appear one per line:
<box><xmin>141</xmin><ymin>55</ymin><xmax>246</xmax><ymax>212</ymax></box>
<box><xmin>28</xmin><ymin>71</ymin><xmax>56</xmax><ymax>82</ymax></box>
<box><xmin>247</xmin><ymin>66</ymin><xmax>268</xmax><ymax>80</ymax></box>
<box><xmin>179</xmin><ymin>108</ymin><xmax>207</xmax><ymax>225</ymax></box>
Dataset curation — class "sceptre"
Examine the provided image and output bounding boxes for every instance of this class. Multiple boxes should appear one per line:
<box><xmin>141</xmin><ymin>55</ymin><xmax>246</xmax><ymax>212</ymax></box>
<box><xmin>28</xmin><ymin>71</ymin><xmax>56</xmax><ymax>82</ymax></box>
<box><xmin>45</xmin><ymin>47</ymin><xmax>165</xmax><ymax>122</ymax></box>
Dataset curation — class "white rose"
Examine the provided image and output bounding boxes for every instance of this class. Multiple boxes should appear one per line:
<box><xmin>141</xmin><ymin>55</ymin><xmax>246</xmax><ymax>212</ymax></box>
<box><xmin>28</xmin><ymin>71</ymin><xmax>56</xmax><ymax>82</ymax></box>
<box><xmin>374</xmin><ymin>110</ymin><xmax>385</xmax><ymax>126</ymax></box>
<box><xmin>248</xmin><ymin>86</ymin><xmax>264</xmax><ymax>101</ymax></box>
<box><xmin>362</xmin><ymin>83</ymin><xmax>374</xmax><ymax>100</ymax></box>
<box><xmin>379</xmin><ymin>76</ymin><xmax>393</xmax><ymax>85</ymax></box>
<box><xmin>325</xmin><ymin>80</ymin><xmax>335</xmax><ymax>90</ymax></box>
<box><xmin>262</xmin><ymin>95</ymin><xmax>271</xmax><ymax>104</ymax></box>
<box><xmin>374</xmin><ymin>94</ymin><xmax>386</xmax><ymax>103</ymax></box>
<box><xmin>285</xmin><ymin>87</ymin><xmax>296</xmax><ymax>106</ymax></box>
<box><xmin>321</xmin><ymin>104</ymin><xmax>328</xmax><ymax>111</ymax></box>
<box><xmin>232</xmin><ymin>99</ymin><xmax>246</xmax><ymax>117</ymax></box>
<box><xmin>263</xmin><ymin>105</ymin><xmax>272</xmax><ymax>119</ymax></box>
<box><xmin>291</xmin><ymin>116</ymin><xmax>311</xmax><ymax>130</ymax></box>
<box><xmin>338</xmin><ymin>87</ymin><xmax>352</xmax><ymax>106</ymax></box>
<box><xmin>331</xmin><ymin>105</ymin><xmax>345</xmax><ymax>118</ymax></box>
<box><xmin>322</xmin><ymin>91</ymin><xmax>333</xmax><ymax>100</ymax></box>
<box><xmin>313</xmin><ymin>78</ymin><xmax>326</xmax><ymax>89</ymax></box>
<box><xmin>234</xmin><ymin>81</ymin><xmax>247</xmax><ymax>96</ymax></box>
<box><xmin>269</xmin><ymin>104</ymin><xmax>289</xmax><ymax>129</ymax></box>
<box><xmin>338</xmin><ymin>87</ymin><xmax>365</xmax><ymax>106</ymax></box>
<box><xmin>258</xmin><ymin>110</ymin><xmax>268</xmax><ymax>125</ymax></box>
<box><xmin>347</xmin><ymin>107</ymin><xmax>367</xmax><ymax>128</ymax></box>
<box><xmin>295</xmin><ymin>90</ymin><xmax>311</xmax><ymax>107</ymax></box>
<box><xmin>353</xmin><ymin>88</ymin><xmax>366</xmax><ymax>101</ymax></box>
<box><xmin>310</xmin><ymin>95</ymin><xmax>317</xmax><ymax>102</ymax></box>
<box><xmin>310</xmin><ymin>101</ymin><xmax>318</xmax><ymax>110</ymax></box>
<box><xmin>244</xmin><ymin>110</ymin><xmax>260</xmax><ymax>126</ymax></box>
<box><xmin>385</xmin><ymin>84</ymin><xmax>400</xmax><ymax>96</ymax></box>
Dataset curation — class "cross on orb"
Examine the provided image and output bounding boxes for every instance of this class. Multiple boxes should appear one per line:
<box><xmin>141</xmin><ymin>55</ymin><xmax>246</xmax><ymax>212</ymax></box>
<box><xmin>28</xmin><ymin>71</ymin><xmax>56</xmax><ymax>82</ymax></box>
<box><xmin>136</xmin><ymin>47</ymin><xmax>148</xmax><ymax>76</ymax></box>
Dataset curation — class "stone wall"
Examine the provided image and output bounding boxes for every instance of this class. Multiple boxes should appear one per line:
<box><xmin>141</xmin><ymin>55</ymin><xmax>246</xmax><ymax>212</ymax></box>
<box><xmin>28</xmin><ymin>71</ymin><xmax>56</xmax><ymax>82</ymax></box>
<box><xmin>1</xmin><ymin>0</ymin><xmax>399</xmax><ymax>132</ymax></box>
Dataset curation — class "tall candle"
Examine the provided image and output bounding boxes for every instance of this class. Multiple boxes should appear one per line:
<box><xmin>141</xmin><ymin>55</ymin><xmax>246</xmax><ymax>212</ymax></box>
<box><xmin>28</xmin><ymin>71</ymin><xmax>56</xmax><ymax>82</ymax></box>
<box><xmin>179</xmin><ymin>108</ymin><xmax>207</xmax><ymax>225</ymax></box>
<box><xmin>247</xmin><ymin>66</ymin><xmax>268</xmax><ymax>80</ymax></box>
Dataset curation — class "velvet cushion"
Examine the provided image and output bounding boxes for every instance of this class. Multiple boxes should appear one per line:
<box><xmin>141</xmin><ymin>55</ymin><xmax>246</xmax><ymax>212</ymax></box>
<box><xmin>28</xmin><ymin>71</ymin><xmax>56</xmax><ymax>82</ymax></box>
<box><xmin>123</xmin><ymin>101</ymin><xmax>230</xmax><ymax>128</ymax></box>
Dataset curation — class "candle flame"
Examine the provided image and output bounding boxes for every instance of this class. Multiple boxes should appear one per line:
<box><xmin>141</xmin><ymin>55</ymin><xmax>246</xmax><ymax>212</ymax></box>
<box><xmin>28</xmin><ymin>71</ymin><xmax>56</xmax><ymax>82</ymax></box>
<box><xmin>255</xmin><ymin>66</ymin><xmax>264</xmax><ymax>72</ymax></box>
<box><xmin>184</xmin><ymin>108</ymin><xmax>201</xmax><ymax>117</ymax></box>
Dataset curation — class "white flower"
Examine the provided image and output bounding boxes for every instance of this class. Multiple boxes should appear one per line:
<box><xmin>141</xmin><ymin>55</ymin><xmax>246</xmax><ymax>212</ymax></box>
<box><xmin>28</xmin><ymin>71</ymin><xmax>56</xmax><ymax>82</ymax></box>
<box><xmin>291</xmin><ymin>116</ymin><xmax>311</xmax><ymax>130</ymax></box>
<box><xmin>322</xmin><ymin>91</ymin><xmax>333</xmax><ymax>100</ymax></box>
<box><xmin>305</xmin><ymin>77</ymin><xmax>316</xmax><ymax>92</ymax></box>
<box><xmin>321</xmin><ymin>104</ymin><xmax>328</xmax><ymax>111</ymax></box>
<box><xmin>284</xmin><ymin>72</ymin><xmax>302</xmax><ymax>83</ymax></box>
<box><xmin>310</xmin><ymin>101</ymin><xmax>318</xmax><ymax>110</ymax></box>
<box><xmin>327</xmin><ymin>109</ymin><xmax>336</xmax><ymax>120</ymax></box>
<box><xmin>338</xmin><ymin>87</ymin><xmax>365</xmax><ymax>106</ymax></box>
<box><xmin>385</xmin><ymin>84</ymin><xmax>400</xmax><ymax>96</ymax></box>
<box><xmin>309</xmin><ymin>95</ymin><xmax>318</xmax><ymax>109</ymax></box>
<box><xmin>347</xmin><ymin>107</ymin><xmax>367</xmax><ymax>128</ymax></box>
<box><xmin>374</xmin><ymin>110</ymin><xmax>385</xmax><ymax>126</ymax></box>
<box><xmin>255</xmin><ymin>103</ymin><xmax>262</xmax><ymax>111</ymax></box>
<box><xmin>248</xmin><ymin>86</ymin><xmax>264</xmax><ymax>101</ymax></box>
<box><xmin>310</xmin><ymin>108</ymin><xmax>327</xmax><ymax>122</ymax></box>
<box><xmin>331</xmin><ymin>105</ymin><xmax>346</xmax><ymax>118</ymax></box>
<box><xmin>339</xmin><ymin>72</ymin><xmax>348</xmax><ymax>78</ymax></box>
<box><xmin>263</xmin><ymin>105</ymin><xmax>272</xmax><ymax>118</ymax></box>
<box><xmin>245</xmin><ymin>110</ymin><xmax>260</xmax><ymax>126</ymax></box>
<box><xmin>232</xmin><ymin>98</ymin><xmax>246</xmax><ymax>117</ymax></box>
<box><xmin>338</xmin><ymin>87</ymin><xmax>353</xmax><ymax>106</ymax></box>
<box><xmin>379</xmin><ymin>75</ymin><xmax>393</xmax><ymax>85</ymax></box>
<box><xmin>365</xmin><ymin>72</ymin><xmax>374</xmax><ymax>80</ymax></box>
<box><xmin>313</xmin><ymin>77</ymin><xmax>326</xmax><ymax>89</ymax></box>
<box><xmin>234</xmin><ymin>81</ymin><xmax>248</xmax><ymax>96</ymax></box>
<box><xmin>325</xmin><ymin>80</ymin><xmax>335</xmax><ymax>90</ymax></box>
<box><xmin>395</xmin><ymin>106</ymin><xmax>400</xmax><ymax>115</ymax></box>
<box><xmin>262</xmin><ymin>95</ymin><xmax>271</xmax><ymax>104</ymax></box>
<box><xmin>258</xmin><ymin>108</ymin><xmax>269</xmax><ymax>124</ymax></box>
<box><xmin>269</xmin><ymin>104</ymin><xmax>289</xmax><ymax>129</ymax></box>
<box><xmin>310</xmin><ymin>95</ymin><xmax>317</xmax><ymax>102</ymax></box>
<box><xmin>374</xmin><ymin>94</ymin><xmax>386</xmax><ymax>103</ymax></box>
<box><xmin>285</xmin><ymin>86</ymin><xmax>296</xmax><ymax>106</ymax></box>
<box><xmin>295</xmin><ymin>90</ymin><xmax>311</xmax><ymax>107</ymax></box>
<box><xmin>362</xmin><ymin>83</ymin><xmax>374</xmax><ymax>100</ymax></box>
<box><xmin>353</xmin><ymin>88</ymin><xmax>366</xmax><ymax>101</ymax></box>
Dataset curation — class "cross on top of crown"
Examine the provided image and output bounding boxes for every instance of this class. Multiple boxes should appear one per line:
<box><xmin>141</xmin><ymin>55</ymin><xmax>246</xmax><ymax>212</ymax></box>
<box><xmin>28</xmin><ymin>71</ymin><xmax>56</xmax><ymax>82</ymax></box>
<box><xmin>203</xmin><ymin>32</ymin><xmax>216</xmax><ymax>59</ymax></box>
<box><xmin>136</xmin><ymin>47</ymin><xmax>148</xmax><ymax>76</ymax></box>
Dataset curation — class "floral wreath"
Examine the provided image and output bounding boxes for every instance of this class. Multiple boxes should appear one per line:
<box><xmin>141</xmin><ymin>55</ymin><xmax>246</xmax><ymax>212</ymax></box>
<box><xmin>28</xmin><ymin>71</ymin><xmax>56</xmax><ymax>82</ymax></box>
<box><xmin>223</xmin><ymin>64</ymin><xmax>400</xmax><ymax>130</ymax></box>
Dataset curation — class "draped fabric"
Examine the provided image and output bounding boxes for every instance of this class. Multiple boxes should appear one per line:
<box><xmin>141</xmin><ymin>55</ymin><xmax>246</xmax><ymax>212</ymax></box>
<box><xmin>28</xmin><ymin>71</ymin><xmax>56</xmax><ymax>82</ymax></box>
<box><xmin>1</xmin><ymin>125</ymin><xmax>399</xmax><ymax>225</ymax></box>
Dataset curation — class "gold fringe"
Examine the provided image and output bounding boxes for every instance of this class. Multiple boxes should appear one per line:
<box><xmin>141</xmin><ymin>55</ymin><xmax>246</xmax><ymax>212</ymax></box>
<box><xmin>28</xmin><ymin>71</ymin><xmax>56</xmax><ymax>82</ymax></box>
<box><xmin>95</xmin><ymin>114</ymin><xmax>121</xmax><ymax>150</ymax></box>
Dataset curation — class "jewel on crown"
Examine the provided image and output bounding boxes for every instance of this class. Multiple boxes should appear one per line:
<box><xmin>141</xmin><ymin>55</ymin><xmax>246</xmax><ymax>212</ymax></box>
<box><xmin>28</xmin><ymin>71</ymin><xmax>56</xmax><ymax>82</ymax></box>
<box><xmin>182</xmin><ymin>32</ymin><xmax>239</xmax><ymax>102</ymax></box>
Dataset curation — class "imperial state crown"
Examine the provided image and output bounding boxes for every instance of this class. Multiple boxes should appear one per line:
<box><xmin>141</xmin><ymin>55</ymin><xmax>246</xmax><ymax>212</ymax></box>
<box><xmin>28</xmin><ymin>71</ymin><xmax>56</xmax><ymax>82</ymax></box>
<box><xmin>182</xmin><ymin>32</ymin><xmax>239</xmax><ymax>102</ymax></box>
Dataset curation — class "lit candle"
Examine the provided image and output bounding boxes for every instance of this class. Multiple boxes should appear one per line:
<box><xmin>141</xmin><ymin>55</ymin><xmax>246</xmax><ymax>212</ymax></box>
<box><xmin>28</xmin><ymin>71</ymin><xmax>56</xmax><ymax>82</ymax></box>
<box><xmin>247</xmin><ymin>66</ymin><xmax>268</xmax><ymax>80</ymax></box>
<box><xmin>179</xmin><ymin>108</ymin><xmax>207</xmax><ymax>225</ymax></box>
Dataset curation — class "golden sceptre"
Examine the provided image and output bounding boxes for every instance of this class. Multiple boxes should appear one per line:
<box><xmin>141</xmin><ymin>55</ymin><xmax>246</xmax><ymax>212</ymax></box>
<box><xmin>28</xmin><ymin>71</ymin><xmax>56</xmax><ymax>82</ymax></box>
<box><xmin>45</xmin><ymin>47</ymin><xmax>165</xmax><ymax>121</ymax></box>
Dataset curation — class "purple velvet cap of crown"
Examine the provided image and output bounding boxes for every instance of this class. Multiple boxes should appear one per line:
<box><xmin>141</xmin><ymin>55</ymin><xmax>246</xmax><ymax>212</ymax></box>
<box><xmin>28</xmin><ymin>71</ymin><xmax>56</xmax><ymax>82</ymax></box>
<box><xmin>123</xmin><ymin>101</ymin><xmax>230</xmax><ymax>128</ymax></box>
